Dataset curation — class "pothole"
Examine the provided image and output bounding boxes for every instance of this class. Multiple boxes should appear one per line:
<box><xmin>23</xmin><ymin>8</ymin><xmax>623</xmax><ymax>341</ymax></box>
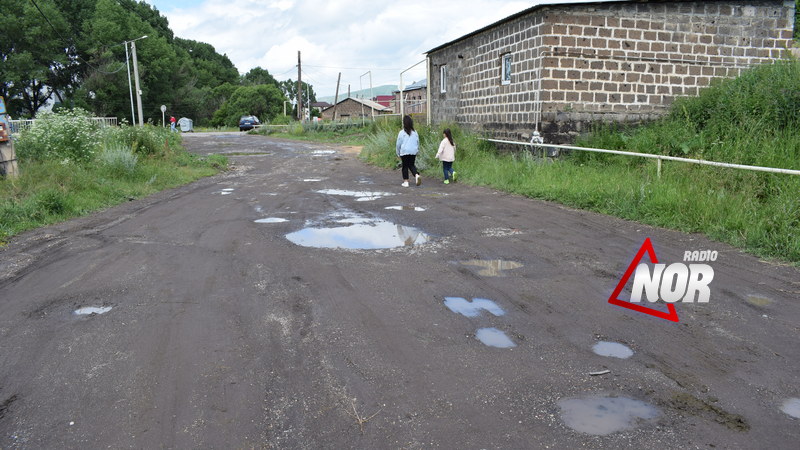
<box><xmin>475</xmin><ymin>327</ymin><xmax>515</xmax><ymax>348</ymax></box>
<box><xmin>558</xmin><ymin>395</ymin><xmax>659</xmax><ymax>435</ymax></box>
<box><xmin>444</xmin><ymin>297</ymin><xmax>505</xmax><ymax>317</ymax></box>
<box><xmin>780</xmin><ymin>397</ymin><xmax>800</xmax><ymax>419</ymax></box>
<box><xmin>458</xmin><ymin>259</ymin><xmax>523</xmax><ymax>277</ymax></box>
<box><xmin>286</xmin><ymin>218</ymin><xmax>429</xmax><ymax>249</ymax></box>
<box><xmin>73</xmin><ymin>306</ymin><xmax>112</xmax><ymax>316</ymax></box>
<box><xmin>315</xmin><ymin>189</ymin><xmax>394</xmax><ymax>202</ymax></box>
<box><xmin>592</xmin><ymin>341</ymin><xmax>634</xmax><ymax>359</ymax></box>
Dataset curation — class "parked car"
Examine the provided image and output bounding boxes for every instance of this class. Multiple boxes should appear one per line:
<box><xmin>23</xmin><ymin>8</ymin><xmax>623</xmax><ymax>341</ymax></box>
<box><xmin>238</xmin><ymin>115</ymin><xmax>260</xmax><ymax>131</ymax></box>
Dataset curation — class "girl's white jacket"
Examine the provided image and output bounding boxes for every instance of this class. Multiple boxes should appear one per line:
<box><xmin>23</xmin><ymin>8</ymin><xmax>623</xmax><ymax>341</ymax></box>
<box><xmin>436</xmin><ymin>138</ymin><xmax>455</xmax><ymax>162</ymax></box>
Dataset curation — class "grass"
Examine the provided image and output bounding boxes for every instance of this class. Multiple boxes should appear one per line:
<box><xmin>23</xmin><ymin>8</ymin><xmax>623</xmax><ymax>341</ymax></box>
<box><xmin>1</xmin><ymin>122</ymin><xmax>227</xmax><ymax>245</ymax></box>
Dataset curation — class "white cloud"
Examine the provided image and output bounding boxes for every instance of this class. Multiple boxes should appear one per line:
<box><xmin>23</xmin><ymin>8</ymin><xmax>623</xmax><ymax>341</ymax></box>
<box><xmin>145</xmin><ymin>0</ymin><xmax>544</xmax><ymax>96</ymax></box>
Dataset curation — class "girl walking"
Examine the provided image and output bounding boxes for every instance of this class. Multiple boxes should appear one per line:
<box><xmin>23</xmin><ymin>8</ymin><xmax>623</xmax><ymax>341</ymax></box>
<box><xmin>396</xmin><ymin>115</ymin><xmax>421</xmax><ymax>187</ymax></box>
<box><xmin>436</xmin><ymin>128</ymin><xmax>457</xmax><ymax>184</ymax></box>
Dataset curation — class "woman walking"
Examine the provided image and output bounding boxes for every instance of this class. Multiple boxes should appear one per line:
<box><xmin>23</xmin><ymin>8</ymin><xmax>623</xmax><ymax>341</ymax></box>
<box><xmin>436</xmin><ymin>128</ymin><xmax>457</xmax><ymax>184</ymax></box>
<box><xmin>396</xmin><ymin>115</ymin><xmax>421</xmax><ymax>187</ymax></box>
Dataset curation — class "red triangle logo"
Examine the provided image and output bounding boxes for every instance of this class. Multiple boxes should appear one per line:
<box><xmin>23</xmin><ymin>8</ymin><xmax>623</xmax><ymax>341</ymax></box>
<box><xmin>607</xmin><ymin>238</ymin><xmax>680</xmax><ymax>322</ymax></box>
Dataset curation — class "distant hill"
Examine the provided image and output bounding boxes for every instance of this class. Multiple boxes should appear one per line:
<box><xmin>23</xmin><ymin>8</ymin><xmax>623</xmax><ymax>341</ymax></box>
<box><xmin>318</xmin><ymin>84</ymin><xmax>397</xmax><ymax>104</ymax></box>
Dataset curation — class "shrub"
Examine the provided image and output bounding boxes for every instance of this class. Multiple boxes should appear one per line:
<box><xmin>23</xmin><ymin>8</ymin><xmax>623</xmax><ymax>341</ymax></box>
<box><xmin>98</xmin><ymin>145</ymin><xmax>138</xmax><ymax>176</ymax></box>
<box><xmin>15</xmin><ymin>109</ymin><xmax>101</xmax><ymax>163</ymax></box>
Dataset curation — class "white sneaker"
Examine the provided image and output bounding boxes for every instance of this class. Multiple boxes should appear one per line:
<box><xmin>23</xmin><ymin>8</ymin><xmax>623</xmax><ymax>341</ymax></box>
<box><xmin>415</xmin><ymin>174</ymin><xmax>422</xmax><ymax>186</ymax></box>
<box><xmin>401</xmin><ymin>181</ymin><xmax>409</xmax><ymax>187</ymax></box>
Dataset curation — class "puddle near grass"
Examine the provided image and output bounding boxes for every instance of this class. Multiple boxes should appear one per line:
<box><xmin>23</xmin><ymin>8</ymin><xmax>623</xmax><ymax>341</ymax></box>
<box><xmin>558</xmin><ymin>395</ymin><xmax>659</xmax><ymax>435</ymax></box>
<box><xmin>286</xmin><ymin>219</ymin><xmax>429</xmax><ymax>249</ymax></box>
<box><xmin>475</xmin><ymin>327</ymin><xmax>515</xmax><ymax>348</ymax></box>
<box><xmin>385</xmin><ymin>205</ymin><xmax>426</xmax><ymax>212</ymax></box>
<box><xmin>459</xmin><ymin>259</ymin><xmax>523</xmax><ymax>277</ymax></box>
<box><xmin>781</xmin><ymin>398</ymin><xmax>800</xmax><ymax>418</ymax></box>
<box><xmin>255</xmin><ymin>218</ymin><xmax>288</xmax><ymax>223</ymax></box>
<box><xmin>312</xmin><ymin>150</ymin><xmax>336</xmax><ymax>155</ymax></box>
<box><xmin>444</xmin><ymin>297</ymin><xmax>505</xmax><ymax>317</ymax></box>
<box><xmin>593</xmin><ymin>341</ymin><xmax>634</xmax><ymax>359</ymax></box>
<box><xmin>74</xmin><ymin>306</ymin><xmax>112</xmax><ymax>316</ymax></box>
<box><xmin>315</xmin><ymin>189</ymin><xmax>394</xmax><ymax>202</ymax></box>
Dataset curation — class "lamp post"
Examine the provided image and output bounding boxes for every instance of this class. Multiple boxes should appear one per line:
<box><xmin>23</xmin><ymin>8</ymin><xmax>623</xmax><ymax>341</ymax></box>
<box><xmin>128</xmin><ymin>35</ymin><xmax>148</xmax><ymax>126</ymax></box>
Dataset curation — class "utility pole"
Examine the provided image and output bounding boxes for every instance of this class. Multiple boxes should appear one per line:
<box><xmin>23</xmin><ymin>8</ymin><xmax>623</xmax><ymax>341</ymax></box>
<box><xmin>131</xmin><ymin>39</ymin><xmax>145</xmax><ymax>126</ymax></box>
<box><xmin>297</xmin><ymin>51</ymin><xmax>302</xmax><ymax>121</ymax></box>
<box><xmin>124</xmin><ymin>42</ymin><xmax>135</xmax><ymax>124</ymax></box>
<box><xmin>332</xmin><ymin>72</ymin><xmax>341</xmax><ymax>122</ymax></box>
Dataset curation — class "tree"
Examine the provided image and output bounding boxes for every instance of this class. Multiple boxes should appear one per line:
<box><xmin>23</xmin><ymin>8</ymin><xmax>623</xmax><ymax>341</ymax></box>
<box><xmin>278</xmin><ymin>79</ymin><xmax>317</xmax><ymax>118</ymax></box>
<box><xmin>241</xmin><ymin>67</ymin><xmax>279</xmax><ymax>87</ymax></box>
<box><xmin>212</xmin><ymin>84</ymin><xmax>286</xmax><ymax>127</ymax></box>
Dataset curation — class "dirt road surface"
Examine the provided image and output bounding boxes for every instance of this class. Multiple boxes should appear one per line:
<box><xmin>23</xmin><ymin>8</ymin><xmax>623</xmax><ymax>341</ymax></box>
<box><xmin>1</xmin><ymin>132</ymin><xmax>799</xmax><ymax>449</ymax></box>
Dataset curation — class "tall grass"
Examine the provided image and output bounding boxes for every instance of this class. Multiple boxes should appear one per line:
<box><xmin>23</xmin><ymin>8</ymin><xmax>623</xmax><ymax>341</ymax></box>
<box><xmin>359</xmin><ymin>60</ymin><xmax>800</xmax><ymax>263</ymax></box>
<box><xmin>0</xmin><ymin>113</ymin><xmax>226</xmax><ymax>244</ymax></box>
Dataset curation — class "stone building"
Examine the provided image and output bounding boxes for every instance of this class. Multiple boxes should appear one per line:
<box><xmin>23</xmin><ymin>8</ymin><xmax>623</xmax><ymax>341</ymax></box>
<box><xmin>394</xmin><ymin>79</ymin><xmax>428</xmax><ymax>115</ymax></box>
<box><xmin>320</xmin><ymin>97</ymin><xmax>392</xmax><ymax>121</ymax></box>
<box><xmin>426</xmin><ymin>0</ymin><xmax>795</xmax><ymax>143</ymax></box>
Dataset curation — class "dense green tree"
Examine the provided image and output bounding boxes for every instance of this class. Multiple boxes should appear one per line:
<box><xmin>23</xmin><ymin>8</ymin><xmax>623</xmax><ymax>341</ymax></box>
<box><xmin>212</xmin><ymin>84</ymin><xmax>286</xmax><ymax>127</ymax></box>
<box><xmin>242</xmin><ymin>67</ymin><xmax>279</xmax><ymax>87</ymax></box>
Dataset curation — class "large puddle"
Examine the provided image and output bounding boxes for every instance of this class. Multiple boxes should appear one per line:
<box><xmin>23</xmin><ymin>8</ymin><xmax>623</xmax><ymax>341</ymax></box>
<box><xmin>592</xmin><ymin>341</ymin><xmax>634</xmax><ymax>359</ymax></box>
<box><xmin>475</xmin><ymin>327</ymin><xmax>516</xmax><ymax>348</ymax></box>
<box><xmin>558</xmin><ymin>395</ymin><xmax>659</xmax><ymax>435</ymax></box>
<box><xmin>315</xmin><ymin>189</ymin><xmax>393</xmax><ymax>202</ymax></box>
<box><xmin>385</xmin><ymin>205</ymin><xmax>426</xmax><ymax>212</ymax></box>
<box><xmin>255</xmin><ymin>218</ymin><xmax>288</xmax><ymax>223</ymax></box>
<box><xmin>286</xmin><ymin>217</ymin><xmax>429</xmax><ymax>249</ymax></box>
<box><xmin>781</xmin><ymin>398</ymin><xmax>800</xmax><ymax>418</ymax></box>
<box><xmin>444</xmin><ymin>297</ymin><xmax>505</xmax><ymax>317</ymax></box>
<box><xmin>458</xmin><ymin>259</ymin><xmax>523</xmax><ymax>277</ymax></box>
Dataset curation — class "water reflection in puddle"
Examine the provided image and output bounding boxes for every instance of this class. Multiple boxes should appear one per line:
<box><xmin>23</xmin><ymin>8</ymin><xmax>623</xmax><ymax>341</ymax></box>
<box><xmin>444</xmin><ymin>297</ymin><xmax>505</xmax><ymax>317</ymax></box>
<box><xmin>385</xmin><ymin>205</ymin><xmax>426</xmax><ymax>212</ymax></box>
<box><xmin>255</xmin><ymin>218</ymin><xmax>288</xmax><ymax>223</ymax></box>
<box><xmin>781</xmin><ymin>398</ymin><xmax>800</xmax><ymax>418</ymax></box>
<box><xmin>459</xmin><ymin>259</ymin><xmax>522</xmax><ymax>277</ymax></box>
<box><xmin>312</xmin><ymin>150</ymin><xmax>336</xmax><ymax>155</ymax></box>
<box><xmin>475</xmin><ymin>327</ymin><xmax>515</xmax><ymax>348</ymax></box>
<box><xmin>558</xmin><ymin>395</ymin><xmax>659</xmax><ymax>435</ymax></box>
<box><xmin>74</xmin><ymin>306</ymin><xmax>112</xmax><ymax>316</ymax></box>
<box><xmin>593</xmin><ymin>341</ymin><xmax>634</xmax><ymax>359</ymax></box>
<box><xmin>286</xmin><ymin>219</ymin><xmax>429</xmax><ymax>249</ymax></box>
<box><xmin>303</xmin><ymin>178</ymin><xmax>323</xmax><ymax>182</ymax></box>
<box><xmin>746</xmin><ymin>295</ymin><xmax>772</xmax><ymax>307</ymax></box>
<box><xmin>315</xmin><ymin>189</ymin><xmax>393</xmax><ymax>202</ymax></box>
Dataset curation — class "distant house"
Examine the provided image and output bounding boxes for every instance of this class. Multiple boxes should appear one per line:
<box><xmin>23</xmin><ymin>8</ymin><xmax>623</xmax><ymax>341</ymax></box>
<box><xmin>426</xmin><ymin>0</ymin><xmax>794</xmax><ymax>143</ymax></box>
<box><xmin>321</xmin><ymin>97</ymin><xmax>392</xmax><ymax>121</ymax></box>
<box><xmin>394</xmin><ymin>79</ymin><xmax>427</xmax><ymax>115</ymax></box>
<box><xmin>373</xmin><ymin>95</ymin><xmax>395</xmax><ymax>108</ymax></box>
<box><xmin>310</xmin><ymin>101</ymin><xmax>333</xmax><ymax>114</ymax></box>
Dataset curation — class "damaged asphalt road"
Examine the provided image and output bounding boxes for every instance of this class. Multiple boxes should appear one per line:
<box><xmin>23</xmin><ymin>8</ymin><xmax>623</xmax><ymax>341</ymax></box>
<box><xmin>1</xmin><ymin>132</ymin><xmax>799</xmax><ymax>448</ymax></box>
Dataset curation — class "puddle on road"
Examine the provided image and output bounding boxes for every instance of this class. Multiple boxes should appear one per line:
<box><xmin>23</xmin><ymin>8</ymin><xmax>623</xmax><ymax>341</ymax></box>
<box><xmin>558</xmin><ymin>395</ymin><xmax>659</xmax><ymax>435</ymax></box>
<box><xmin>444</xmin><ymin>297</ymin><xmax>505</xmax><ymax>317</ymax></box>
<box><xmin>475</xmin><ymin>327</ymin><xmax>516</xmax><ymax>348</ymax></box>
<box><xmin>74</xmin><ymin>306</ymin><xmax>112</xmax><ymax>316</ymax></box>
<box><xmin>385</xmin><ymin>205</ymin><xmax>426</xmax><ymax>212</ymax></box>
<box><xmin>781</xmin><ymin>398</ymin><xmax>800</xmax><ymax>418</ymax></box>
<box><xmin>312</xmin><ymin>150</ymin><xmax>336</xmax><ymax>155</ymax></box>
<box><xmin>458</xmin><ymin>259</ymin><xmax>523</xmax><ymax>277</ymax></box>
<box><xmin>255</xmin><ymin>218</ymin><xmax>289</xmax><ymax>223</ymax></box>
<box><xmin>746</xmin><ymin>295</ymin><xmax>773</xmax><ymax>307</ymax></box>
<box><xmin>315</xmin><ymin>189</ymin><xmax>394</xmax><ymax>202</ymax></box>
<box><xmin>592</xmin><ymin>341</ymin><xmax>634</xmax><ymax>359</ymax></box>
<box><xmin>286</xmin><ymin>219</ymin><xmax>429</xmax><ymax>249</ymax></box>
<box><xmin>219</xmin><ymin>188</ymin><xmax>235</xmax><ymax>196</ymax></box>
<box><xmin>303</xmin><ymin>178</ymin><xmax>323</xmax><ymax>182</ymax></box>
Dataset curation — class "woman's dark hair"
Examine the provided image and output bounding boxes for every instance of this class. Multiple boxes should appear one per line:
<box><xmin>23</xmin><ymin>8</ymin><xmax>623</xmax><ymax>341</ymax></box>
<box><xmin>403</xmin><ymin>115</ymin><xmax>414</xmax><ymax>135</ymax></box>
<box><xmin>443</xmin><ymin>128</ymin><xmax>454</xmax><ymax>146</ymax></box>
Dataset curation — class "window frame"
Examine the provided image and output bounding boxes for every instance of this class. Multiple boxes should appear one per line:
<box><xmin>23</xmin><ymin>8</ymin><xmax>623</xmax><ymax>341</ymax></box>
<box><xmin>440</xmin><ymin>64</ymin><xmax>447</xmax><ymax>93</ymax></box>
<box><xmin>501</xmin><ymin>53</ymin><xmax>512</xmax><ymax>85</ymax></box>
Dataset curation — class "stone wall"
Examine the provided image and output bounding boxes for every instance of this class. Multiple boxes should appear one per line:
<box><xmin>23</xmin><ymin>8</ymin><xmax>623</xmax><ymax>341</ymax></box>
<box><xmin>428</xmin><ymin>0</ymin><xmax>794</xmax><ymax>144</ymax></box>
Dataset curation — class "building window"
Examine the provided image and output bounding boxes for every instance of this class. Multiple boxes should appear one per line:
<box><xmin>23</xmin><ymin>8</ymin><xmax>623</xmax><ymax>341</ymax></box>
<box><xmin>501</xmin><ymin>53</ymin><xmax>512</xmax><ymax>85</ymax></box>
<box><xmin>440</xmin><ymin>65</ymin><xmax>447</xmax><ymax>93</ymax></box>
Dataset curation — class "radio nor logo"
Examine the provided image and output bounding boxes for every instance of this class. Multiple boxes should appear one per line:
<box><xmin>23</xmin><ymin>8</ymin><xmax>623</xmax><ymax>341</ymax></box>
<box><xmin>607</xmin><ymin>238</ymin><xmax>716</xmax><ymax>322</ymax></box>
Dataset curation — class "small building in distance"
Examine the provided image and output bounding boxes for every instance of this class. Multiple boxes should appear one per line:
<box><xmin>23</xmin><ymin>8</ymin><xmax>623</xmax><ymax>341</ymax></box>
<box><xmin>321</xmin><ymin>97</ymin><xmax>392</xmax><ymax>121</ymax></box>
<box><xmin>394</xmin><ymin>79</ymin><xmax>427</xmax><ymax>115</ymax></box>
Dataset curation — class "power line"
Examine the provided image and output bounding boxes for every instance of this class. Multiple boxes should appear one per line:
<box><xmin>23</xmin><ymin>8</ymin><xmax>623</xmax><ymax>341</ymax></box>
<box><xmin>304</xmin><ymin>64</ymin><xmax>402</xmax><ymax>71</ymax></box>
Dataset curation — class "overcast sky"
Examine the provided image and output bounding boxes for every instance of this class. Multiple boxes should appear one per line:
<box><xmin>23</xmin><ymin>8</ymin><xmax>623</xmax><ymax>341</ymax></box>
<box><xmin>141</xmin><ymin>0</ymin><xmax>560</xmax><ymax>97</ymax></box>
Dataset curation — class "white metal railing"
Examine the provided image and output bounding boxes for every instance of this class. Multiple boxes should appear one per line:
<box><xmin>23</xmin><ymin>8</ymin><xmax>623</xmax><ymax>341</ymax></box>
<box><xmin>9</xmin><ymin>117</ymin><xmax>118</xmax><ymax>134</ymax></box>
<box><xmin>484</xmin><ymin>138</ymin><xmax>800</xmax><ymax>177</ymax></box>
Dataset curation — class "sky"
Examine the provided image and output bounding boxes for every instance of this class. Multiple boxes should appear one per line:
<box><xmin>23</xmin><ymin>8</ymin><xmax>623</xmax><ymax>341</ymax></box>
<box><xmin>141</xmin><ymin>0</ymin><xmax>554</xmax><ymax>97</ymax></box>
